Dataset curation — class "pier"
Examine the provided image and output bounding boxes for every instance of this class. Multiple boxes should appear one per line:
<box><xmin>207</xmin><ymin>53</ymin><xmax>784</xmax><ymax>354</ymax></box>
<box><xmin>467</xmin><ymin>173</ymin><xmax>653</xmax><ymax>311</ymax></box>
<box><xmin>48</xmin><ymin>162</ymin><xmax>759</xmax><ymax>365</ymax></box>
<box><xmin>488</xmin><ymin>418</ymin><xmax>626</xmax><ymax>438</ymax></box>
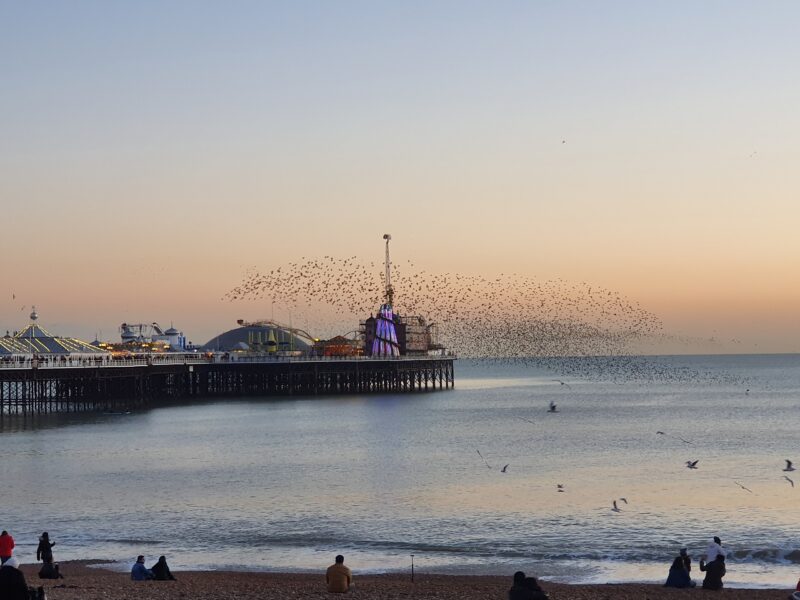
<box><xmin>0</xmin><ymin>355</ymin><xmax>455</xmax><ymax>416</ymax></box>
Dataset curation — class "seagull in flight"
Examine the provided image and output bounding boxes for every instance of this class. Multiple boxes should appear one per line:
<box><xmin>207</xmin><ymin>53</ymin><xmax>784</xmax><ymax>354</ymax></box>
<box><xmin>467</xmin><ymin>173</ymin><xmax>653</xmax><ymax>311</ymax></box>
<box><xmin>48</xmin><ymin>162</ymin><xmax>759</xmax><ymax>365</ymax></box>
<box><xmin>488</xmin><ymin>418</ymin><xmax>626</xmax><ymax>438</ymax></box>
<box><xmin>611</xmin><ymin>500</ymin><xmax>621</xmax><ymax>512</ymax></box>
<box><xmin>552</xmin><ymin>379</ymin><xmax>572</xmax><ymax>389</ymax></box>
<box><xmin>686</xmin><ymin>460</ymin><xmax>699</xmax><ymax>470</ymax></box>
<box><xmin>734</xmin><ymin>481</ymin><xmax>753</xmax><ymax>493</ymax></box>
<box><xmin>657</xmin><ymin>431</ymin><xmax>693</xmax><ymax>444</ymax></box>
<box><xmin>517</xmin><ymin>416</ymin><xmax>536</xmax><ymax>425</ymax></box>
<box><xmin>548</xmin><ymin>401</ymin><xmax>558</xmax><ymax>413</ymax></box>
<box><xmin>619</xmin><ymin>497</ymin><xmax>628</xmax><ymax>504</ymax></box>
<box><xmin>784</xmin><ymin>460</ymin><xmax>795</xmax><ymax>472</ymax></box>
<box><xmin>500</xmin><ymin>464</ymin><xmax>509</xmax><ymax>473</ymax></box>
<box><xmin>783</xmin><ymin>476</ymin><xmax>794</xmax><ymax>487</ymax></box>
<box><xmin>556</xmin><ymin>484</ymin><xmax>565</xmax><ymax>492</ymax></box>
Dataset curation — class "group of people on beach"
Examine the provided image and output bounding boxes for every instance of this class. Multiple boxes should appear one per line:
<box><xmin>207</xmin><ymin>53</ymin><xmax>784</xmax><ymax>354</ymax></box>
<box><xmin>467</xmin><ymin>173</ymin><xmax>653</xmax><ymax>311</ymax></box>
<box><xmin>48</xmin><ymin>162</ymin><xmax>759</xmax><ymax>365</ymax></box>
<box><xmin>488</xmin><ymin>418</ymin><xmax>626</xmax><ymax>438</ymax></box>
<box><xmin>664</xmin><ymin>536</ymin><xmax>728</xmax><ymax>590</ymax></box>
<box><xmin>508</xmin><ymin>570</ymin><xmax>549</xmax><ymax>599</ymax></box>
<box><xmin>0</xmin><ymin>530</ymin><xmax>62</xmax><ymax>600</ymax></box>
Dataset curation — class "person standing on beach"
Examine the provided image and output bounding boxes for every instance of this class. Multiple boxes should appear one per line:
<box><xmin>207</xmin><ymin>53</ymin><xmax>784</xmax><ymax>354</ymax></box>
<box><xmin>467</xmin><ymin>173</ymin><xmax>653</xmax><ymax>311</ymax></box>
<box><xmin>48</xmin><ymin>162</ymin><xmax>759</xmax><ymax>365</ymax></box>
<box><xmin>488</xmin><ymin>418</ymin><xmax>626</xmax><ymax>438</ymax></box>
<box><xmin>36</xmin><ymin>532</ymin><xmax>62</xmax><ymax>579</ymax></box>
<box><xmin>699</xmin><ymin>553</ymin><xmax>726</xmax><ymax>590</ymax></box>
<box><xmin>326</xmin><ymin>555</ymin><xmax>352</xmax><ymax>593</ymax></box>
<box><xmin>705</xmin><ymin>536</ymin><xmax>726</xmax><ymax>562</ymax></box>
<box><xmin>0</xmin><ymin>531</ymin><xmax>14</xmax><ymax>564</ymax></box>
<box><xmin>0</xmin><ymin>557</ymin><xmax>29</xmax><ymax>600</ymax></box>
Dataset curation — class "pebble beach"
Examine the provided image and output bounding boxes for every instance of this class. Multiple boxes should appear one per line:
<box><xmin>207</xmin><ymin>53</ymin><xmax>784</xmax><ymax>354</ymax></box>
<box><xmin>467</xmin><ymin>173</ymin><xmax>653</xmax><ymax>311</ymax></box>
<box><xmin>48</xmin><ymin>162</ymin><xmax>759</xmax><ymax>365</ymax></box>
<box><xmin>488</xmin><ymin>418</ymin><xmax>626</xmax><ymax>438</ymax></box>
<box><xmin>15</xmin><ymin>561</ymin><xmax>795</xmax><ymax>600</ymax></box>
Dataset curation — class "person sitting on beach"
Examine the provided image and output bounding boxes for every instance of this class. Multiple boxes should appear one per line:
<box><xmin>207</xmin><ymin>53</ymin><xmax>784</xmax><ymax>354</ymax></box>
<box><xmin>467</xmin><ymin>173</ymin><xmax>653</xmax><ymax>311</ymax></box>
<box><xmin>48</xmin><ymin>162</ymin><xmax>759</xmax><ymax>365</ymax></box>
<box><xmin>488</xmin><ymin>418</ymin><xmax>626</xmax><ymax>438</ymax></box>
<box><xmin>0</xmin><ymin>531</ymin><xmax>15</xmax><ymax>565</ymax></box>
<box><xmin>131</xmin><ymin>555</ymin><xmax>155</xmax><ymax>581</ymax></box>
<box><xmin>705</xmin><ymin>536</ymin><xmax>726</xmax><ymax>562</ymax></box>
<box><xmin>509</xmin><ymin>571</ymin><xmax>535</xmax><ymax>600</ymax></box>
<box><xmin>699</xmin><ymin>553</ymin><xmax>726</xmax><ymax>590</ymax></box>
<box><xmin>523</xmin><ymin>576</ymin><xmax>549</xmax><ymax>599</ymax></box>
<box><xmin>0</xmin><ymin>557</ymin><xmax>29</xmax><ymax>600</ymax></box>
<box><xmin>664</xmin><ymin>549</ymin><xmax>695</xmax><ymax>588</ymax></box>
<box><xmin>326</xmin><ymin>555</ymin><xmax>352</xmax><ymax>593</ymax></box>
<box><xmin>150</xmin><ymin>555</ymin><xmax>176</xmax><ymax>581</ymax></box>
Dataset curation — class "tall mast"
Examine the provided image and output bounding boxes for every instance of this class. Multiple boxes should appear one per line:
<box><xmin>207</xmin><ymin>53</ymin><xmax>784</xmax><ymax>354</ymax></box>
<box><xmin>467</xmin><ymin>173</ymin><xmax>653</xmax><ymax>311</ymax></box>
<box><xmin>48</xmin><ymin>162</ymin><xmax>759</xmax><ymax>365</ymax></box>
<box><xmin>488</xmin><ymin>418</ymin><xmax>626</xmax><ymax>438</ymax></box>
<box><xmin>383</xmin><ymin>233</ymin><xmax>394</xmax><ymax>305</ymax></box>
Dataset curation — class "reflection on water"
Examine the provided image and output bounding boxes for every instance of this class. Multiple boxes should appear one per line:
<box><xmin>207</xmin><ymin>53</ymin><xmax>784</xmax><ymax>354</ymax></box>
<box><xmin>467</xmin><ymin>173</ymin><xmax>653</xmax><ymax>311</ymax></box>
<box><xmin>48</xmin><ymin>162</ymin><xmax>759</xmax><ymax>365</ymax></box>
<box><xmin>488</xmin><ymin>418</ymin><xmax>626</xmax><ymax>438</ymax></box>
<box><xmin>1</xmin><ymin>355</ymin><xmax>799</xmax><ymax>588</ymax></box>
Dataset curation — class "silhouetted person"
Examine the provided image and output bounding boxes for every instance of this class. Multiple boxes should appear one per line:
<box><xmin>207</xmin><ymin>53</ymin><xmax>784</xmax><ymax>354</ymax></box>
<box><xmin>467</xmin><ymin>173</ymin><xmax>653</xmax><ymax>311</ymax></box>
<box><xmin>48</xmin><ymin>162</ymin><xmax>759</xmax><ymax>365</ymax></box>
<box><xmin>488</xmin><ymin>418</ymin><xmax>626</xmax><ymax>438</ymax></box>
<box><xmin>326</xmin><ymin>554</ymin><xmax>352</xmax><ymax>593</ymax></box>
<box><xmin>150</xmin><ymin>556</ymin><xmax>176</xmax><ymax>581</ymax></box>
<box><xmin>664</xmin><ymin>549</ymin><xmax>695</xmax><ymax>588</ymax></box>
<box><xmin>36</xmin><ymin>532</ymin><xmax>55</xmax><ymax>563</ymax></box>
<box><xmin>36</xmin><ymin>532</ymin><xmax>63</xmax><ymax>579</ymax></box>
<box><xmin>524</xmin><ymin>576</ymin><xmax>550</xmax><ymax>599</ymax></box>
<box><xmin>700</xmin><ymin>553</ymin><xmax>726</xmax><ymax>590</ymax></box>
<box><xmin>509</xmin><ymin>571</ymin><xmax>534</xmax><ymax>600</ymax></box>
<box><xmin>0</xmin><ymin>531</ymin><xmax>14</xmax><ymax>564</ymax></box>
<box><xmin>0</xmin><ymin>557</ymin><xmax>29</xmax><ymax>600</ymax></box>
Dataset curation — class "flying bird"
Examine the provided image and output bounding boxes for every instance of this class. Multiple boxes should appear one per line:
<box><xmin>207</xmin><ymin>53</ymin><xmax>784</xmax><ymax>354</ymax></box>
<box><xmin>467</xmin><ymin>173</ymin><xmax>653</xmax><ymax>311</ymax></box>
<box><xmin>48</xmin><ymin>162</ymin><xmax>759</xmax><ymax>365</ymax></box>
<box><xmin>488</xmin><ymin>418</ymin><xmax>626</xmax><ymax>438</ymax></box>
<box><xmin>783</xmin><ymin>476</ymin><xmax>794</xmax><ymax>487</ymax></box>
<box><xmin>476</xmin><ymin>449</ymin><xmax>492</xmax><ymax>469</ymax></box>
<box><xmin>501</xmin><ymin>464</ymin><xmax>509</xmax><ymax>473</ymax></box>
<box><xmin>548</xmin><ymin>401</ymin><xmax>558</xmax><ymax>413</ymax></box>
<box><xmin>556</xmin><ymin>484</ymin><xmax>565</xmax><ymax>492</ymax></box>
<box><xmin>686</xmin><ymin>460</ymin><xmax>699</xmax><ymax>470</ymax></box>
<box><xmin>517</xmin><ymin>416</ymin><xmax>536</xmax><ymax>425</ymax></box>
<box><xmin>784</xmin><ymin>460</ymin><xmax>795</xmax><ymax>472</ymax></box>
<box><xmin>657</xmin><ymin>431</ymin><xmax>693</xmax><ymax>444</ymax></box>
<box><xmin>619</xmin><ymin>497</ymin><xmax>628</xmax><ymax>504</ymax></box>
<box><xmin>611</xmin><ymin>500</ymin><xmax>621</xmax><ymax>512</ymax></box>
<box><xmin>552</xmin><ymin>379</ymin><xmax>572</xmax><ymax>389</ymax></box>
<box><xmin>734</xmin><ymin>481</ymin><xmax>753</xmax><ymax>493</ymax></box>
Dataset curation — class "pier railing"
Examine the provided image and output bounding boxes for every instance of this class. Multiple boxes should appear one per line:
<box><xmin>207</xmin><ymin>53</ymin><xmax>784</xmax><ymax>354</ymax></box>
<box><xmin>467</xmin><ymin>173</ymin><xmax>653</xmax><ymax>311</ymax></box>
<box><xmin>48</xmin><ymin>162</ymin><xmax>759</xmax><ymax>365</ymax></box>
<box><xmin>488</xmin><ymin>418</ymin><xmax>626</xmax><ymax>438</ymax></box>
<box><xmin>0</xmin><ymin>353</ymin><xmax>455</xmax><ymax>370</ymax></box>
<box><xmin>0</xmin><ymin>353</ymin><xmax>456</xmax><ymax>415</ymax></box>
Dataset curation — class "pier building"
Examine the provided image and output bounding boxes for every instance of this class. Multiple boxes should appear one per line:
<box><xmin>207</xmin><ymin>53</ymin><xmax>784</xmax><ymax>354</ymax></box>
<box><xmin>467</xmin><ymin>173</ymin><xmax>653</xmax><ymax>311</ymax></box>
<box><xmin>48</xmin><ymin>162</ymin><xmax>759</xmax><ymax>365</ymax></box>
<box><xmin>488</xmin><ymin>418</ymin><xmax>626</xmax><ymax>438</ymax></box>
<box><xmin>0</xmin><ymin>308</ymin><xmax>108</xmax><ymax>357</ymax></box>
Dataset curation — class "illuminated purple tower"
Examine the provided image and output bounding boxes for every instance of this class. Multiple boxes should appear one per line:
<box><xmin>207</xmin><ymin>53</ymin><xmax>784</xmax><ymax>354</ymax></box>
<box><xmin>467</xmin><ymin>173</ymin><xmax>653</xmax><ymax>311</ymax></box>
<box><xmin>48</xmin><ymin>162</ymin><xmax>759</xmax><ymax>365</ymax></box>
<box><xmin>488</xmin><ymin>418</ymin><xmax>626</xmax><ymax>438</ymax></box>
<box><xmin>371</xmin><ymin>234</ymin><xmax>400</xmax><ymax>357</ymax></box>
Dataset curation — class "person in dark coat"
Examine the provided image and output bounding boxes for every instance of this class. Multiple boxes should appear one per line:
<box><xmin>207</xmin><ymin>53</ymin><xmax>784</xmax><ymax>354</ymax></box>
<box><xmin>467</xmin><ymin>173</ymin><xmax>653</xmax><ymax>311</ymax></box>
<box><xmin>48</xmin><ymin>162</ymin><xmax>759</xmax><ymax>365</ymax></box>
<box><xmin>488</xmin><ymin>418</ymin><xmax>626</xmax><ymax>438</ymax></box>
<box><xmin>524</xmin><ymin>576</ymin><xmax>549</xmax><ymax>599</ymax></box>
<box><xmin>680</xmin><ymin>547</ymin><xmax>692</xmax><ymax>573</ymax></box>
<box><xmin>36</xmin><ymin>532</ymin><xmax>63</xmax><ymax>579</ymax></box>
<box><xmin>150</xmin><ymin>556</ymin><xmax>176</xmax><ymax>581</ymax></box>
<box><xmin>509</xmin><ymin>571</ymin><xmax>533</xmax><ymax>600</ymax></box>
<box><xmin>509</xmin><ymin>570</ymin><xmax>548</xmax><ymax>600</ymax></box>
<box><xmin>700</xmin><ymin>553</ymin><xmax>726</xmax><ymax>590</ymax></box>
<box><xmin>664</xmin><ymin>552</ymin><xmax>695</xmax><ymax>588</ymax></box>
<box><xmin>36</xmin><ymin>533</ymin><xmax>55</xmax><ymax>564</ymax></box>
<box><xmin>0</xmin><ymin>557</ymin><xmax>29</xmax><ymax>600</ymax></box>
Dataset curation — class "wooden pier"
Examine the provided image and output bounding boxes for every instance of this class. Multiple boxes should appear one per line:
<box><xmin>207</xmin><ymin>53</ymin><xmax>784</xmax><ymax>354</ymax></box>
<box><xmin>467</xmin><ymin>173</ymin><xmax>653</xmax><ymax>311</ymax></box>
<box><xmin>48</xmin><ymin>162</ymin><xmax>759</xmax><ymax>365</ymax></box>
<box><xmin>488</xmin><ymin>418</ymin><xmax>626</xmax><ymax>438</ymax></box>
<box><xmin>0</xmin><ymin>356</ymin><xmax>455</xmax><ymax>416</ymax></box>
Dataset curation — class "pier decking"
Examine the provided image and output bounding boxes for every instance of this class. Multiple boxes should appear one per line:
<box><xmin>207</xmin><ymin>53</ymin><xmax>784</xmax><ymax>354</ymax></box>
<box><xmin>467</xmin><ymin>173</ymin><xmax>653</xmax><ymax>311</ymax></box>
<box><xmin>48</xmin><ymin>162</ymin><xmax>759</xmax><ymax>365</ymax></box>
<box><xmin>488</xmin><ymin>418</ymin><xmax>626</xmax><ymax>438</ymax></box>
<box><xmin>0</xmin><ymin>355</ymin><xmax>455</xmax><ymax>416</ymax></box>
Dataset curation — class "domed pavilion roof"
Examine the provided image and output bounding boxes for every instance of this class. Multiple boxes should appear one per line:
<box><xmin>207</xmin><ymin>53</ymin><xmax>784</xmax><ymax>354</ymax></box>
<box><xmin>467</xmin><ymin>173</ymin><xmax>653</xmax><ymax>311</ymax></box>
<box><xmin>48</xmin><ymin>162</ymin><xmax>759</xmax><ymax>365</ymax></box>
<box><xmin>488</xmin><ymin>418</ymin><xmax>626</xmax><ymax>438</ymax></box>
<box><xmin>0</xmin><ymin>314</ymin><xmax>109</xmax><ymax>356</ymax></box>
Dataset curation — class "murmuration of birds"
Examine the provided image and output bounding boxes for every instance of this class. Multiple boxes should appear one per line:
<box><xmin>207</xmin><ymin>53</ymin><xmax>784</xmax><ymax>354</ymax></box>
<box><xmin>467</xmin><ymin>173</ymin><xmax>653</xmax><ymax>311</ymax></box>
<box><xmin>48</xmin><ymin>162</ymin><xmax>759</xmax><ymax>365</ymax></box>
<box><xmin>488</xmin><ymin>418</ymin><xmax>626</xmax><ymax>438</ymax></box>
<box><xmin>225</xmin><ymin>256</ymin><xmax>747</xmax><ymax>384</ymax></box>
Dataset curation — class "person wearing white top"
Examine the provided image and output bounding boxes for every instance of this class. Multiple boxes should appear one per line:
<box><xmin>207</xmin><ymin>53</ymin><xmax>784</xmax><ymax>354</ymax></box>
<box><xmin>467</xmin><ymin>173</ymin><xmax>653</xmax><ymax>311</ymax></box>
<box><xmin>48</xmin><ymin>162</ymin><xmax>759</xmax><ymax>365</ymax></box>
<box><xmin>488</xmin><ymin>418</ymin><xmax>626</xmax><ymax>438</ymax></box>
<box><xmin>705</xmin><ymin>536</ymin><xmax>726</xmax><ymax>562</ymax></box>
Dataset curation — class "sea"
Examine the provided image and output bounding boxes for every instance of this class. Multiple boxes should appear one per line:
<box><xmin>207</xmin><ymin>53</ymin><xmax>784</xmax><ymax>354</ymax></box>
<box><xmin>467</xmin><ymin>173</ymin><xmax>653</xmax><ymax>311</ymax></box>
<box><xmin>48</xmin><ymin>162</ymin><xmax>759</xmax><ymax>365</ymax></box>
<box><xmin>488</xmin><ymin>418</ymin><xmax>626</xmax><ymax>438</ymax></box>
<box><xmin>1</xmin><ymin>354</ymin><xmax>799</xmax><ymax>588</ymax></box>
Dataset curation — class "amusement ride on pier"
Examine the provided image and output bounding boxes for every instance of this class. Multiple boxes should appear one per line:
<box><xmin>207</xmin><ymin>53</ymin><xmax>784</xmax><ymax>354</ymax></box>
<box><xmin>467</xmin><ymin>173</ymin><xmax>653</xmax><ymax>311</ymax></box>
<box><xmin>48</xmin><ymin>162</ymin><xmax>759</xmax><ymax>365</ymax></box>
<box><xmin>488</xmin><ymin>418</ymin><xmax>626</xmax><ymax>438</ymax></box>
<box><xmin>0</xmin><ymin>235</ymin><xmax>454</xmax><ymax>416</ymax></box>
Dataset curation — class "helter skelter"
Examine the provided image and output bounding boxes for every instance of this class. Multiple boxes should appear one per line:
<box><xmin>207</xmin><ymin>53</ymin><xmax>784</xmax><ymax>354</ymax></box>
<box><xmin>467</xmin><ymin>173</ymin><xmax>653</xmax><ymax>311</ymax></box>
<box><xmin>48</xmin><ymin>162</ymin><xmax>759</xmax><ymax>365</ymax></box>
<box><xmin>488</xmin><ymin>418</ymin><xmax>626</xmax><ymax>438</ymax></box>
<box><xmin>371</xmin><ymin>234</ymin><xmax>401</xmax><ymax>357</ymax></box>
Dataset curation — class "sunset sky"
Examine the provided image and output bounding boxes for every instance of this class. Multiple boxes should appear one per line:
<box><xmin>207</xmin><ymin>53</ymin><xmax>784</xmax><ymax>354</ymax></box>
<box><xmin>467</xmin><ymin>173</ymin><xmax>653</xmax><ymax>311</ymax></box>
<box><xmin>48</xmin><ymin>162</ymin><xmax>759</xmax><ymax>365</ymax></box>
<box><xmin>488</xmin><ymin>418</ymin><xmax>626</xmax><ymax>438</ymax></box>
<box><xmin>2</xmin><ymin>2</ymin><xmax>798</xmax><ymax>352</ymax></box>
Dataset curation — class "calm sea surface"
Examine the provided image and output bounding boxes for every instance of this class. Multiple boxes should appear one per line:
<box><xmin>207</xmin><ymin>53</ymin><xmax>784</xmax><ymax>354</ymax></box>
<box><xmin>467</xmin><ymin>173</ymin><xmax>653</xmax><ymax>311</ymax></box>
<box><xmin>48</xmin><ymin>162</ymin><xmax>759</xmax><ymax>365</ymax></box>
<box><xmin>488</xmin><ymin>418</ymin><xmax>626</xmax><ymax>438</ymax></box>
<box><xmin>2</xmin><ymin>355</ymin><xmax>799</xmax><ymax>588</ymax></box>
